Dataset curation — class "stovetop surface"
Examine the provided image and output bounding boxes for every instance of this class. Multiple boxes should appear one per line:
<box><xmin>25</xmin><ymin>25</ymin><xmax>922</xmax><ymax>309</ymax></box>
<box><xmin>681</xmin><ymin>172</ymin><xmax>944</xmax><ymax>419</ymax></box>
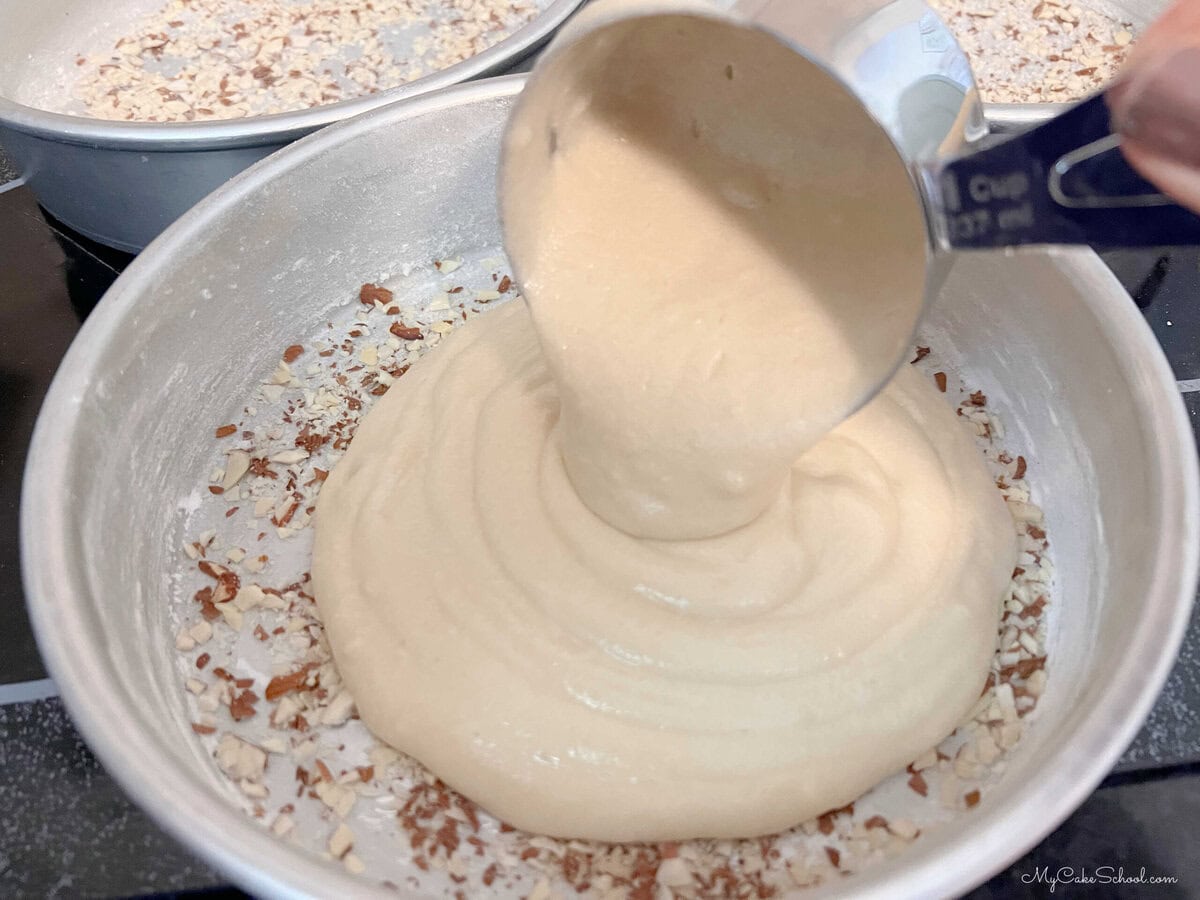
<box><xmin>2</xmin><ymin>164</ymin><xmax>1199</xmax><ymax>896</ymax></box>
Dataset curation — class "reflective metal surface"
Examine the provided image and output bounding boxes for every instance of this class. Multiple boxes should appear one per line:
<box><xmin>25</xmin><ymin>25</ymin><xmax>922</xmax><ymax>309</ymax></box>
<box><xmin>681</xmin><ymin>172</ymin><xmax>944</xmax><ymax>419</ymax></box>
<box><xmin>20</xmin><ymin>74</ymin><xmax>1199</xmax><ymax>898</ymax></box>
<box><xmin>738</xmin><ymin>0</ymin><xmax>984</xmax><ymax>158</ymax></box>
<box><xmin>0</xmin><ymin>0</ymin><xmax>583</xmax><ymax>252</ymax></box>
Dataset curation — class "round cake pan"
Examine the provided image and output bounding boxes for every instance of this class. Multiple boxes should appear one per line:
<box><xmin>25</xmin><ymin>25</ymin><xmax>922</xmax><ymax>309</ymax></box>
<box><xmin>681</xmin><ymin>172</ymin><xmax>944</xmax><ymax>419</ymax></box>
<box><xmin>22</xmin><ymin>74</ymin><xmax>1199</xmax><ymax>897</ymax></box>
<box><xmin>981</xmin><ymin>0</ymin><xmax>1166</xmax><ymax>130</ymax></box>
<box><xmin>0</xmin><ymin>0</ymin><xmax>583</xmax><ymax>252</ymax></box>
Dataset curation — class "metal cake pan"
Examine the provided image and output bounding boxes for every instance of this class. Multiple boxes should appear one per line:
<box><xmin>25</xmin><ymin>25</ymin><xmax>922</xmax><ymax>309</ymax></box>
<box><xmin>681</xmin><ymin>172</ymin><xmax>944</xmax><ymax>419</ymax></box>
<box><xmin>981</xmin><ymin>0</ymin><xmax>1167</xmax><ymax>129</ymax></box>
<box><xmin>0</xmin><ymin>0</ymin><xmax>583</xmax><ymax>252</ymax></box>
<box><xmin>21</xmin><ymin>74</ymin><xmax>1200</xmax><ymax>897</ymax></box>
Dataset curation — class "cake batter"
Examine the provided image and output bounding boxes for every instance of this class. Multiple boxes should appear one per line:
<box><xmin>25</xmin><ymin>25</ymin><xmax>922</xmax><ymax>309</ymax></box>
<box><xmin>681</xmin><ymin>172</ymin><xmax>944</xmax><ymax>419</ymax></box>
<box><xmin>313</xmin><ymin>0</ymin><xmax>1017</xmax><ymax>841</ymax></box>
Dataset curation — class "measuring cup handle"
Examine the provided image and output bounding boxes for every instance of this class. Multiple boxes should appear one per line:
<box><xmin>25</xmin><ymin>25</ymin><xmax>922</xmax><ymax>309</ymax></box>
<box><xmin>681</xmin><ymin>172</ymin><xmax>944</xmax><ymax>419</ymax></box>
<box><xmin>933</xmin><ymin>93</ymin><xmax>1200</xmax><ymax>250</ymax></box>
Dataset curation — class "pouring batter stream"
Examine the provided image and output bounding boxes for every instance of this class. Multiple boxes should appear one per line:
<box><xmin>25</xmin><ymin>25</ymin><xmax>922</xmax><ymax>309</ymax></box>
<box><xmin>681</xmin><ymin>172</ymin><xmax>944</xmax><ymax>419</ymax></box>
<box><xmin>313</xmin><ymin>0</ymin><xmax>1017</xmax><ymax>841</ymax></box>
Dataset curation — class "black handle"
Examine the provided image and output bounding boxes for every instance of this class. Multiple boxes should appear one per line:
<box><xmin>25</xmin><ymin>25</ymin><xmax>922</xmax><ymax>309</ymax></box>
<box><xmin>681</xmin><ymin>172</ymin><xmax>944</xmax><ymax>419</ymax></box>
<box><xmin>933</xmin><ymin>94</ymin><xmax>1200</xmax><ymax>249</ymax></box>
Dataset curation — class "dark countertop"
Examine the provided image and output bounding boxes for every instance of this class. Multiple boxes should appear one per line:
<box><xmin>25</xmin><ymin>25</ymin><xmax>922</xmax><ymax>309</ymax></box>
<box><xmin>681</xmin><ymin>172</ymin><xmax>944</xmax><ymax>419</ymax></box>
<box><xmin>2</xmin><ymin>161</ymin><xmax>1200</xmax><ymax>896</ymax></box>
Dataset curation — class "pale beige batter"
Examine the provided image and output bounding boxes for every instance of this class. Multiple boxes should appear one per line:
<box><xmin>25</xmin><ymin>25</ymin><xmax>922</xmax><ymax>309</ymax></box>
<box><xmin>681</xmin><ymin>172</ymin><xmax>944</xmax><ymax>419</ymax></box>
<box><xmin>313</xmin><ymin>0</ymin><xmax>1017</xmax><ymax>842</ymax></box>
<box><xmin>502</xmin><ymin>0</ymin><xmax>931</xmax><ymax>539</ymax></box>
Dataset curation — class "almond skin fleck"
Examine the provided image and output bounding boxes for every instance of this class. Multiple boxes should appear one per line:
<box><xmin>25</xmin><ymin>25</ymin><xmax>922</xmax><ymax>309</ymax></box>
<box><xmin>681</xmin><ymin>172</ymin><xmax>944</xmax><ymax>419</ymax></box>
<box><xmin>359</xmin><ymin>283</ymin><xmax>393</xmax><ymax>306</ymax></box>
<box><xmin>907</xmin><ymin>772</ymin><xmax>929</xmax><ymax>796</ymax></box>
<box><xmin>230</xmin><ymin>689</ymin><xmax>259</xmax><ymax>721</ymax></box>
<box><xmin>390</xmin><ymin>322</ymin><xmax>422</xmax><ymax>341</ymax></box>
<box><xmin>266</xmin><ymin>664</ymin><xmax>318</xmax><ymax>701</ymax></box>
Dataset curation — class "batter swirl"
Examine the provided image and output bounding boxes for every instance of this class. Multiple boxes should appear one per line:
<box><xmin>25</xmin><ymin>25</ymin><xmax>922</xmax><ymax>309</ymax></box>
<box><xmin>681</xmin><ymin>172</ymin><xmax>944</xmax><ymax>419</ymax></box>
<box><xmin>313</xmin><ymin>0</ymin><xmax>1017</xmax><ymax>841</ymax></box>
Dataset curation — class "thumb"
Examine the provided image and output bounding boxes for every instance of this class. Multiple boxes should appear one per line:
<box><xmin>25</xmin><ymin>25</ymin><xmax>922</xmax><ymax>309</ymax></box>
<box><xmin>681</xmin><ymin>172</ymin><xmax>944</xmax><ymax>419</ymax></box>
<box><xmin>1106</xmin><ymin>0</ymin><xmax>1200</xmax><ymax>212</ymax></box>
<box><xmin>1108</xmin><ymin>47</ymin><xmax>1200</xmax><ymax>170</ymax></box>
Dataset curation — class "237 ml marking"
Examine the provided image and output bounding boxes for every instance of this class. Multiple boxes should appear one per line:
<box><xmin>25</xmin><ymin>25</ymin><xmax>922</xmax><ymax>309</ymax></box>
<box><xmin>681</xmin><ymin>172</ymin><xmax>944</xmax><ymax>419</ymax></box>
<box><xmin>948</xmin><ymin>208</ymin><xmax>991</xmax><ymax>241</ymax></box>
<box><xmin>947</xmin><ymin>202</ymin><xmax>1036</xmax><ymax>242</ymax></box>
